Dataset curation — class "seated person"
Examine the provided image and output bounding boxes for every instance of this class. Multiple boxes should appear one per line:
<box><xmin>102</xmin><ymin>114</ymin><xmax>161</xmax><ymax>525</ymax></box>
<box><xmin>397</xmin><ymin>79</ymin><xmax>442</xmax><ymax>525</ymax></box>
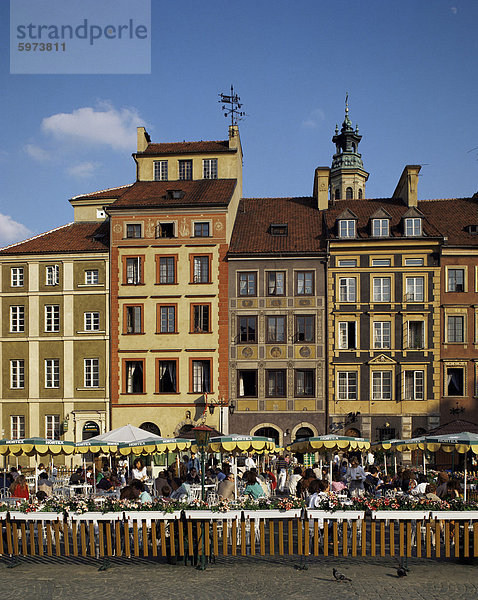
<box><xmin>186</xmin><ymin>468</ymin><xmax>200</xmax><ymax>484</ymax></box>
<box><xmin>331</xmin><ymin>473</ymin><xmax>347</xmax><ymax>493</ymax></box>
<box><xmin>38</xmin><ymin>472</ymin><xmax>54</xmax><ymax>497</ymax></box>
<box><xmin>120</xmin><ymin>485</ymin><xmax>139</xmax><ymax>500</ymax></box>
<box><xmin>424</xmin><ymin>483</ymin><xmax>441</xmax><ymax>502</ymax></box>
<box><xmin>218</xmin><ymin>474</ymin><xmax>235</xmax><ymax>500</ymax></box>
<box><xmin>130</xmin><ymin>479</ymin><xmax>152</xmax><ymax>503</ymax></box>
<box><xmin>244</xmin><ymin>471</ymin><xmax>266</xmax><ymax>499</ymax></box>
<box><xmin>69</xmin><ymin>467</ymin><xmax>84</xmax><ymax>485</ymax></box>
<box><xmin>96</xmin><ymin>472</ymin><xmax>115</xmax><ymax>492</ymax></box>
<box><xmin>364</xmin><ymin>466</ymin><xmax>382</xmax><ymax>494</ymax></box>
<box><xmin>154</xmin><ymin>470</ymin><xmax>172</xmax><ymax>497</ymax></box>
<box><xmin>170</xmin><ymin>479</ymin><xmax>191</xmax><ymax>501</ymax></box>
<box><xmin>10</xmin><ymin>475</ymin><xmax>29</xmax><ymax>500</ymax></box>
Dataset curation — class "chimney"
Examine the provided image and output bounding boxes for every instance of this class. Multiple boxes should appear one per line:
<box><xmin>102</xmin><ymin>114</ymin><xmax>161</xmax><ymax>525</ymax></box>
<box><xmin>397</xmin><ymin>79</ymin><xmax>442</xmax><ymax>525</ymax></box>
<box><xmin>392</xmin><ymin>165</ymin><xmax>421</xmax><ymax>207</ymax></box>
<box><xmin>313</xmin><ymin>167</ymin><xmax>330</xmax><ymax>210</ymax></box>
<box><xmin>137</xmin><ymin>126</ymin><xmax>151</xmax><ymax>153</ymax></box>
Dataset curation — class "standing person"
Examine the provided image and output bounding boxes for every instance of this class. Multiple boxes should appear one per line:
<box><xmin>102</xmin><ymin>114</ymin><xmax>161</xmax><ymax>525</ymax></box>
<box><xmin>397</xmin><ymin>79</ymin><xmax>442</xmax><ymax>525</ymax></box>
<box><xmin>346</xmin><ymin>457</ymin><xmax>366</xmax><ymax>496</ymax></box>
<box><xmin>276</xmin><ymin>455</ymin><xmax>288</xmax><ymax>493</ymax></box>
<box><xmin>245</xmin><ymin>453</ymin><xmax>256</xmax><ymax>471</ymax></box>
<box><xmin>367</xmin><ymin>451</ymin><xmax>375</xmax><ymax>466</ymax></box>
<box><xmin>288</xmin><ymin>467</ymin><xmax>303</xmax><ymax>496</ymax></box>
<box><xmin>187</xmin><ymin>452</ymin><xmax>201</xmax><ymax>474</ymax></box>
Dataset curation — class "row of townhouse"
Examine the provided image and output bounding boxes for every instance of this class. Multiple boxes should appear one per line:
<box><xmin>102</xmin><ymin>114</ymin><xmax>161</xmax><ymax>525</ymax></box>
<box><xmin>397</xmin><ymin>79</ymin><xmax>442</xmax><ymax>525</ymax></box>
<box><xmin>1</xmin><ymin>107</ymin><xmax>477</xmax><ymax>458</ymax></box>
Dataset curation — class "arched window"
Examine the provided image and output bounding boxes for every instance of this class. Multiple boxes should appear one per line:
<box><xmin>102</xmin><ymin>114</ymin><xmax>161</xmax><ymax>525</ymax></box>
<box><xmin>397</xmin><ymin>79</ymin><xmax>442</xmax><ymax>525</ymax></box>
<box><xmin>139</xmin><ymin>422</ymin><xmax>161</xmax><ymax>436</ymax></box>
<box><xmin>346</xmin><ymin>187</ymin><xmax>353</xmax><ymax>200</ymax></box>
<box><xmin>334</xmin><ymin>189</ymin><xmax>341</xmax><ymax>200</ymax></box>
<box><xmin>345</xmin><ymin>427</ymin><xmax>361</xmax><ymax>438</ymax></box>
<box><xmin>254</xmin><ymin>426</ymin><xmax>280</xmax><ymax>445</ymax></box>
<box><xmin>82</xmin><ymin>421</ymin><xmax>100</xmax><ymax>441</ymax></box>
<box><xmin>294</xmin><ymin>427</ymin><xmax>313</xmax><ymax>441</ymax></box>
<box><xmin>358</xmin><ymin>188</ymin><xmax>363</xmax><ymax>199</ymax></box>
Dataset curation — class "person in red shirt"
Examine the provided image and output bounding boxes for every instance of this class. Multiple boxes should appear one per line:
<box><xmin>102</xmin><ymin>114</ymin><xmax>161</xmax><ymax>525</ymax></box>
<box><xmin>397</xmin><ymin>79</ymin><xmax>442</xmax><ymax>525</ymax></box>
<box><xmin>10</xmin><ymin>475</ymin><xmax>29</xmax><ymax>500</ymax></box>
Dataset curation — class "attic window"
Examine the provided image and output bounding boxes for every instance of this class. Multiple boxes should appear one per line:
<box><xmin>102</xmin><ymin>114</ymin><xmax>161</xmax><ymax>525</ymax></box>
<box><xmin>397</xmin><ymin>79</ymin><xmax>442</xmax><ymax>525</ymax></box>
<box><xmin>338</xmin><ymin>219</ymin><xmax>356</xmax><ymax>238</ymax></box>
<box><xmin>465</xmin><ymin>225</ymin><xmax>478</xmax><ymax>235</ymax></box>
<box><xmin>166</xmin><ymin>190</ymin><xmax>185</xmax><ymax>200</ymax></box>
<box><xmin>270</xmin><ymin>224</ymin><xmax>288</xmax><ymax>236</ymax></box>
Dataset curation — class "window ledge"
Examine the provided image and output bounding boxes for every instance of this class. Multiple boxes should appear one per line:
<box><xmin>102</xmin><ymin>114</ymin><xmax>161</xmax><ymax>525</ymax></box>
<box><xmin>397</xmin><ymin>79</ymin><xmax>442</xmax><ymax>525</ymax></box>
<box><xmin>77</xmin><ymin>283</ymin><xmax>104</xmax><ymax>288</ymax></box>
<box><xmin>77</xmin><ymin>330</ymin><xmax>106</xmax><ymax>334</ymax></box>
<box><xmin>76</xmin><ymin>387</ymin><xmax>105</xmax><ymax>391</ymax></box>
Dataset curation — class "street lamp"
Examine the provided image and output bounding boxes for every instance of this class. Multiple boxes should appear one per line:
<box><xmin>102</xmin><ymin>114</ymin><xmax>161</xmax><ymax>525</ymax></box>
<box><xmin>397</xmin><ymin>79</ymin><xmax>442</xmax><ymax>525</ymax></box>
<box><xmin>192</xmin><ymin>424</ymin><xmax>213</xmax><ymax>571</ymax></box>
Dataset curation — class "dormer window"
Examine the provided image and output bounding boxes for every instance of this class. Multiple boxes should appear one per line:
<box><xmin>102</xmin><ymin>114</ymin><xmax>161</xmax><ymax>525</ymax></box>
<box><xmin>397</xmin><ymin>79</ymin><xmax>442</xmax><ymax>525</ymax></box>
<box><xmin>203</xmin><ymin>158</ymin><xmax>218</xmax><ymax>180</ymax></box>
<box><xmin>338</xmin><ymin>220</ymin><xmax>356</xmax><ymax>238</ymax></box>
<box><xmin>270</xmin><ymin>224</ymin><xmax>288</xmax><ymax>236</ymax></box>
<box><xmin>465</xmin><ymin>225</ymin><xmax>478</xmax><ymax>235</ymax></box>
<box><xmin>404</xmin><ymin>218</ymin><xmax>422</xmax><ymax>237</ymax></box>
<box><xmin>178</xmin><ymin>160</ymin><xmax>192</xmax><ymax>180</ymax></box>
<box><xmin>372</xmin><ymin>219</ymin><xmax>389</xmax><ymax>237</ymax></box>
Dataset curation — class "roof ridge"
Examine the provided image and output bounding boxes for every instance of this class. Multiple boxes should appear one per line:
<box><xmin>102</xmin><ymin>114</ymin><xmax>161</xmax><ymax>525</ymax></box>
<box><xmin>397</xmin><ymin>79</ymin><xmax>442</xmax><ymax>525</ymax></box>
<box><xmin>148</xmin><ymin>139</ymin><xmax>228</xmax><ymax>145</ymax></box>
<box><xmin>0</xmin><ymin>222</ymin><xmax>73</xmax><ymax>252</ymax></box>
<box><xmin>71</xmin><ymin>183</ymin><xmax>131</xmax><ymax>200</ymax></box>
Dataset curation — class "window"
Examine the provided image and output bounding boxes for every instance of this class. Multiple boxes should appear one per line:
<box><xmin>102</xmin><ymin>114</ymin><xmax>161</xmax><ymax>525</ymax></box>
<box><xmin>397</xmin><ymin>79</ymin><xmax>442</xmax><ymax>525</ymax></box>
<box><xmin>447</xmin><ymin>315</ymin><xmax>464</xmax><ymax>343</ymax></box>
<box><xmin>125</xmin><ymin>306</ymin><xmax>142</xmax><ymax>334</ymax></box>
<box><xmin>156</xmin><ymin>222</ymin><xmax>175</xmax><ymax>238</ymax></box>
<box><xmin>178</xmin><ymin>159</ymin><xmax>192</xmax><ymax>180</ymax></box>
<box><xmin>372</xmin><ymin>219</ymin><xmax>389</xmax><ymax>237</ymax></box>
<box><xmin>125</xmin><ymin>360</ymin><xmax>143</xmax><ymax>393</ymax></box>
<box><xmin>194</xmin><ymin>222</ymin><xmax>210</xmax><ymax>237</ymax></box>
<box><xmin>407</xmin><ymin>321</ymin><xmax>424</xmax><ymax>349</ymax></box>
<box><xmin>46</xmin><ymin>265</ymin><xmax>59</xmax><ymax>286</ymax></box>
<box><xmin>338</xmin><ymin>321</ymin><xmax>356</xmax><ymax>349</ymax></box>
<box><xmin>447</xmin><ymin>268</ymin><xmax>465</xmax><ymax>292</ymax></box>
<box><xmin>11</xmin><ymin>416</ymin><xmax>25</xmax><ymax>439</ymax></box>
<box><xmin>270</xmin><ymin>224</ymin><xmax>288</xmax><ymax>236</ymax></box>
<box><xmin>238</xmin><ymin>316</ymin><xmax>257</xmax><ymax>343</ymax></box>
<box><xmin>405</xmin><ymin>258</ymin><xmax>424</xmax><ymax>266</ymax></box>
<box><xmin>266</xmin><ymin>316</ymin><xmax>286</xmax><ymax>342</ymax></box>
<box><xmin>267</xmin><ymin>271</ymin><xmax>285</xmax><ymax>296</ymax></box>
<box><xmin>338</xmin><ymin>259</ymin><xmax>357</xmax><ymax>267</ymax></box>
<box><xmin>192</xmin><ymin>256</ymin><xmax>210</xmax><ymax>283</ymax></box>
<box><xmin>334</xmin><ymin>189</ymin><xmax>341</xmax><ymax>200</ymax></box>
<box><xmin>296</xmin><ymin>271</ymin><xmax>314</xmax><ymax>295</ymax></box>
<box><xmin>373</xmin><ymin>277</ymin><xmax>391</xmax><ymax>302</ymax></box>
<box><xmin>10</xmin><ymin>305</ymin><xmax>24</xmax><ymax>332</ymax></box>
<box><xmin>192</xmin><ymin>304</ymin><xmax>210</xmax><ymax>333</ymax></box>
<box><xmin>405</xmin><ymin>218</ymin><xmax>422</xmax><ymax>236</ymax></box>
<box><xmin>45</xmin><ymin>359</ymin><xmax>60</xmax><ymax>388</ymax></box>
<box><xmin>157</xmin><ymin>361</ymin><xmax>177</xmax><ymax>393</ymax></box>
<box><xmin>84</xmin><ymin>311</ymin><xmax>100</xmax><ymax>331</ymax></box>
<box><xmin>295</xmin><ymin>315</ymin><xmax>314</xmax><ymax>342</ymax></box>
<box><xmin>126</xmin><ymin>224</ymin><xmax>141</xmax><ymax>239</ymax></box>
<box><xmin>10</xmin><ymin>360</ymin><xmax>24</xmax><ymax>389</ymax></box>
<box><xmin>45</xmin><ymin>415</ymin><xmax>60</xmax><ymax>440</ymax></box>
<box><xmin>85</xmin><ymin>269</ymin><xmax>99</xmax><ymax>285</ymax></box>
<box><xmin>153</xmin><ymin>160</ymin><xmax>168</xmax><ymax>181</ymax></box>
<box><xmin>45</xmin><ymin>305</ymin><xmax>60</xmax><ymax>332</ymax></box>
<box><xmin>192</xmin><ymin>360</ymin><xmax>211</xmax><ymax>393</ymax></box>
<box><xmin>446</xmin><ymin>367</ymin><xmax>465</xmax><ymax>396</ymax></box>
<box><xmin>371</xmin><ymin>259</ymin><xmax>391</xmax><ymax>267</ymax></box>
<box><xmin>238</xmin><ymin>272</ymin><xmax>256</xmax><ymax>296</ymax></box>
<box><xmin>403</xmin><ymin>371</ymin><xmax>424</xmax><ymax>400</ymax></box>
<box><xmin>337</xmin><ymin>372</ymin><xmax>357</xmax><ymax>400</ymax></box>
<box><xmin>295</xmin><ymin>370</ymin><xmax>314</xmax><ymax>397</ymax></box>
<box><xmin>84</xmin><ymin>358</ymin><xmax>99</xmax><ymax>388</ymax></box>
<box><xmin>158</xmin><ymin>305</ymin><xmax>176</xmax><ymax>333</ymax></box>
<box><xmin>373</xmin><ymin>321</ymin><xmax>391</xmax><ymax>349</ymax></box>
<box><xmin>338</xmin><ymin>220</ymin><xmax>356</xmax><ymax>238</ymax></box>
<box><xmin>346</xmin><ymin>187</ymin><xmax>353</xmax><ymax>200</ymax></box>
<box><xmin>158</xmin><ymin>256</ymin><xmax>176</xmax><ymax>284</ymax></box>
<box><xmin>203</xmin><ymin>158</ymin><xmax>218</xmax><ymax>179</ymax></box>
<box><xmin>405</xmin><ymin>277</ymin><xmax>424</xmax><ymax>302</ymax></box>
<box><xmin>266</xmin><ymin>370</ymin><xmax>286</xmax><ymax>397</ymax></box>
<box><xmin>238</xmin><ymin>370</ymin><xmax>258</xmax><ymax>397</ymax></box>
<box><xmin>125</xmin><ymin>257</ymin><xmax>142</xmax><ymax>284</ymax></box>
<box><xmin>378</xmin><ymin>427</ymin><xmax>396</xmax><ymax>442</ymax></box>
<box><xmin>372</xmin><ymin>371</ymin><xmax>392</xmax><ymax>400</ymax></box>
<box><xmin>339</xmin><ymin>277</ymin><xmax>356</xmax><ymax>302</ymax></box>
<box><xmin>11</xmin><ymin>267</ymin><xmax>24</xmax><ymax>287</ymax></box>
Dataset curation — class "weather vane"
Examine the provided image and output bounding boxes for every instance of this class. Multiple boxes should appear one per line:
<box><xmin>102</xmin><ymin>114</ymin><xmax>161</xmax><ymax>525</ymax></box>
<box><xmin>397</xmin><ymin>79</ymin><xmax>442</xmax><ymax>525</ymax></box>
<box><xmin>218</xmin><ymin>85</ymin><xmax>246</xmax><ymax>126</ymax></box>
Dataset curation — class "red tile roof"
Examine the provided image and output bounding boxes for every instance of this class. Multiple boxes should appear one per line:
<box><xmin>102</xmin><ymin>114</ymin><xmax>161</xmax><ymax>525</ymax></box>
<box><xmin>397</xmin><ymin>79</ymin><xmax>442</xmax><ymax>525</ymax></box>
<box><xmin>0</xmin><ymin>221</ymin><xmax>109</xmax><ymax>255</ymax></box>
<box><xmin>107</xmin><ymin>179</ymin><xmax>236</xmax><ymax>210</ymax></box>
<box><xmin>70</xmin><ymin>184</ymin><xmax>133</xmax><ymax>202</ymax></box>
<box><xmin>427</xmin><ymin>419</ymin><xmax>478</xmax><ymax>435</ymax></box>
<box><xmin>418</xmin><ymin>197</ymin><xmax>478</xmax><ymax>246</ymax></box>
<box><xmin>138</xmin><ymin>141</ymin><xmax>234</xmax><ymax>155</ymax></box>
<box><xmin>228</xmin><ymin>197</ymin><xmax>326</xmax><ymax>255</ymax></box>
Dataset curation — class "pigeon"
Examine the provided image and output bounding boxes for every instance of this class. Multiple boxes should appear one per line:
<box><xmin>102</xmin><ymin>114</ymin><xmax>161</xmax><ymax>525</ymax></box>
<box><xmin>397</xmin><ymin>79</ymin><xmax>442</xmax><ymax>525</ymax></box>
<box><xmin>396</xmin><ymin>566</ymin><xmax>407</xmax><ymax>578</ymax></box>
<box><xmin>333</xmin><ymin>568</ymin><xmax>351</xmax><ymax>582</ymax></box>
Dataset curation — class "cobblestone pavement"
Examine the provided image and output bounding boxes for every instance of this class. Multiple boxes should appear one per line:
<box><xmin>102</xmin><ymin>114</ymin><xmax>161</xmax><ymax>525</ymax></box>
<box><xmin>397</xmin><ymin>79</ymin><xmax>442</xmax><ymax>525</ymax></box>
<box><xmin>1</xmin><ymin>555</ymin><xmax>478</xmax><ymax>600</ymax></box>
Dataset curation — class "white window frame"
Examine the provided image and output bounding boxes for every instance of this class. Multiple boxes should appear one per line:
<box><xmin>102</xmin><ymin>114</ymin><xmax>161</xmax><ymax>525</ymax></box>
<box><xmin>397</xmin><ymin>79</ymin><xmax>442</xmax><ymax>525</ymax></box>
<box><xmin>337</xmin><ymin>371</ymin><xmax>358</xmax><ymax>400</ymax></box>
<box><xmin>46</xmin><ymin>265</ymin><xmax>59</xmax><ymax>286</ymax></box>
<box><xmin>373</xmin><ymin>321</ymin><xmax>391</xmax><ymax>349</ymax></box>
<box><xmin>372</xmin><ymin>371</ymin><xmax>392</xmax><ymax>401</ymax></box>
<box><xmin>45</xmin><ymin>414</ymin><xmax>60</xmax><ymax>440</ymax></box>
<box><xmin>447</xmin><ymin>315</ymin><xmax>465</xmax><ymax>343</ymax></box>
<box><xmin>84</xmin><ymin>311</ymin><xmax>100</xmax><ymax>331</ymax></box>
<box><xmin>405</xmin><ymin>277</ymin><xmax>424</xmax><ymax>302</ymax></box>
<box><xmin>373</xmin><ymin>277</ymin><xmax>391</xmax><ymax>302</ymax></box>
<box><xmin>85</xmin><ymin>269</ymin><xmax>99</xmax><ymax>285</ymax></box>
<box><xmin>403</xmin><ymin>370</ymin><xmax>424</xmax><ymax>401</ymax></box>
<box><xmin>372</xmin><ymin>219</ymin><xmax>389</xmax><ymax>237</ymax></box>
<box><xmin>153</xmin><ymin>160</ymin><xmax>168</xmax><ymax>181</ymax></box>
<box><xmin>11</xmin><ymin>415</ymin><xmax>25</xmax><ymax>439</ymax></box>
<box><xmin>84</xmin><ymin>358</ymin><xmax>99</xmax><ymax>388</ymax></box>
<box><xmin>407</xmin><ymin>320</ymin><xmax>425</xmax><ymax>349</ymax></box>
<box><xmin>178</xmin><ymin>159</ymin><xmax>192</xmax><ymax>180</ymax></box>
<box><xmin>405</xmin><ymin>258</ymin><xmax>424</xmax><ymax>266</ymax></box>
<box><xmin>405</xmin><ymin>218</ymin><xmax>422</xmax><ymax>237</ymax></box>
<box><xmin>338</xmin><ymin>259</ymin><xmax>357</xmax><ymax>267</ymax></box>
<box><xmin>338</xmin><ymin>277</ymin><xmax>356</xmax><ymax>302</ymax></box>
<box><xmin>338</xmin><ymin>220</ymin><xmax>356</xmax><ymax>238</ymax></box>
<box><xmin>159</xmin><ymin>305</ymin><xmax>176</xmax><ymax>333</ymax></box>
<box><xmin>338</xmin><ymin>321</ymin><xmax>357</xmax><ymax>350</ymax></box>
<box><xmin>371</xmin><ymin>259</ymin><xmax>391</xmax><ymax>267</ymax></box>
<box><xmin>44</xmin><ymin>305</ymin><xmax>60</xmax><ymax>332</ymax></box>
<box><xmin>126</xmin><ymin>257</ymin><xmax>142</xmax><ymax>284</ymax></box>
<box><xmin>11</xmin><ymin>267</ymin><xmax>24</xmax><ymax>287</ymax></box>
<box><xmin>203</xmin><ymin>158</ymin><xmax>218</xmax><ymax>179</ymax></box>
<box><xmin>45</xmin><ymin>359</ymin><xmax>60</xmax><ymax>388</ymax></box>
<box><xmin>193</xmin><ymin>256</ymin><xmax>210</xmax><ymax>283</ymax></box>
<box><xmin>10</xmin><ymin>360</ymin><xmax>24</xmax><ymax>389</ymax></box>
<box><xmin>10</xmin><ymin>305</ymin><xmax>25</xmax><ymax>333</ymax></box>
<box><xmin>296</xmin><ymin>271</ymin><xmax>314</xmax><ymax>295</ymax></box>
<box><xmin>447</xmin><ymin>268</ymin><xmax>465</xmax><ymax>292</ymax></box>
<box><xmin>192</xmin><ymin>360</ymin><xmax>211</xmax><ymax>393</ymax></box>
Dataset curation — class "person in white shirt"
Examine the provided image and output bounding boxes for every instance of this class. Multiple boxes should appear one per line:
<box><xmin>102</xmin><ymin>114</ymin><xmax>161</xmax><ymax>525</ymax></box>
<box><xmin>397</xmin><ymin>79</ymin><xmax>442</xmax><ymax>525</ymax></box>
<box><xmin>346</xmin><ymin>457</ymin><xmax>366</xmax><ymax>496</ymax></box>
<box><xmin>245</xmin><ymin>453</ymin><xmax>256</xmax><ymax>470</ymax></box>
<box><xmin>132</xmin><ymin>458</ymin><xmax>148</xmax><ymax>482</ymax></box>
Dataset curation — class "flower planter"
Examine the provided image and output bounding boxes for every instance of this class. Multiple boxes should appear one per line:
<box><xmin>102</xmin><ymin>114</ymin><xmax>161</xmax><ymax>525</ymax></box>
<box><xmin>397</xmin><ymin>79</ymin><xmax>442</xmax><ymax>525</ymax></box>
<box><xmin>307</xmin><ymin>510</ymin><xmax>365</xmax><ymax>521</ymax></box>
<box><xmin>183</xmin><ymin>510</ymin><xmax>220</xmax><ymax>520</ymax></box>
<box><xmin>431</xmin><ymin>511</ymin><xmax>478</xmax><ymax>520</ymax></box>
<box><xmin>243</xmin><ymin>509</ymin><xmax>302</xmax><ymax>520</ymax></box>
<box><xmin>8</xmin><ymin>511</ymin><xmax>63</xmax><ymax>521</ymax></box>
<box><xmin>372</xmin><ymin>510</ymin><xmax>430</xmax><ymax>521</ymax></box>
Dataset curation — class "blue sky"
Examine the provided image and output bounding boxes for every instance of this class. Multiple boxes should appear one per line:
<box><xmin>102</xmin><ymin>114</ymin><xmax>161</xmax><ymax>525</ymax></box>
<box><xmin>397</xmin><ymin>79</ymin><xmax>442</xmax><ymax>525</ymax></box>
<box><xmin>1</xmin><ymin>0</ymin><xmax>477</xmax><ymax>245</ymax></box>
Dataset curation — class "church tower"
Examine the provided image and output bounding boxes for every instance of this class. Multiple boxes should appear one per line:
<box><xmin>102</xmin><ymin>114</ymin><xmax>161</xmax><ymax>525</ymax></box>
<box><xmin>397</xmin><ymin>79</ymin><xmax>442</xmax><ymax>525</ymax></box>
<box><xmin>330</xmin><ymin>98</ymin><xmax>369</xmax><ymax>200</ymax></box>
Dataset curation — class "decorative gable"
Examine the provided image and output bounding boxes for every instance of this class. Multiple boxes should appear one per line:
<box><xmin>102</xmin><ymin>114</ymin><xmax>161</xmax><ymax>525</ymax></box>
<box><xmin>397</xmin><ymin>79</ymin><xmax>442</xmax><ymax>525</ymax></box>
<box><xmin>368</xmin><ymin>354</ymin><xmax>396</xmax><ymax>365</ymax></box>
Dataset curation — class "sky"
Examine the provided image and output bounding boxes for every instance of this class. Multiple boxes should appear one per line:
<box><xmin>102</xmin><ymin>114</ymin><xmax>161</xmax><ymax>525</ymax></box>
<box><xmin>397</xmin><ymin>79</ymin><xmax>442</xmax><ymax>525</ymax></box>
<box><xmin>1</xmin><ymin>0</ymin><xmax>477</xmax><ymax>245</ymax></box>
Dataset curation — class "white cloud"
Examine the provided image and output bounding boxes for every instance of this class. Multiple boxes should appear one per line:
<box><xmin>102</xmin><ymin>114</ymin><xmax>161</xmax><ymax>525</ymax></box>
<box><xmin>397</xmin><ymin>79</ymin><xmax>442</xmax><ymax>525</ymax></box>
<box><xmin>24</xmin><ymin>143</ymin><xmax>52</xmax><ymax>162</ymax></box>
<box><xmin>41</xmin><ymin>103</ymin><xmax>145</xmax><ymax>151</ymax></box>
<box><xmin>302</xmin><ymin>108</ymin><xmax>326</xmax><ymax>129</ymax></box>
<box><xmin>67</xmin><ymin>161</ymin><xmax>101</xmax><ymax>178</ymax></box>
<box><xmin>450</xmin><ymin>6</ymin><xmax>457</xmax><ymax>14</ymax></box>
<box><xmin>0</xmin><ymin>214</ymin><xmax>32</xmax><ymax>245</ymax></box>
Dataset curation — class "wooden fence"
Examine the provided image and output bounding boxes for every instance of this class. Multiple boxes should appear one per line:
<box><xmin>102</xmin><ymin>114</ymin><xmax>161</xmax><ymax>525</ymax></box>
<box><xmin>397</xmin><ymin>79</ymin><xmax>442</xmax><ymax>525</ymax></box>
<box><xmin>1</xmin><ymin>511</ymin><xmax>478</xmax><ymax>562</ymax></box>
